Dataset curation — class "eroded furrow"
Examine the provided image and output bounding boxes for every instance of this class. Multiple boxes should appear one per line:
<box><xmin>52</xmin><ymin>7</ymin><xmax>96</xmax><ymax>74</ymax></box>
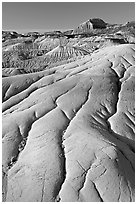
<box><xmin>3</xmin><ymin>81</ymin><xmax>79</xmax><ymax>171</ymax></box>
<box><xmin>2</xmin><ymin>72</ymin><xmax>69</xmax><ymax>113</ymax></box>
<box><xmin>2</xmin><ymin>44</ymin><xmax>135</xmax><ymax>202</ymax></box>
<box><xmin>106</xmin><ymin>58</ymin><xmax>135</xmax><ymax>165</ymax></box>
<box><xmin>92</xmin><ymin>182</ymin><xmax>104</xmax><ymax>202</ymax></box>
<box><xmin>56</xmin><ymin>86</ymin><xmax>92</xmax><ymax>201</ymax></box>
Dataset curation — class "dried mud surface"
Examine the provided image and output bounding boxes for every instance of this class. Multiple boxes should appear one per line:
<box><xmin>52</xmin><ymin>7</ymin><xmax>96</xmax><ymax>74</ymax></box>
<box><xmin>2</xmin><ymin>44</ymin><xmax>135</xmax><ymax>202</ymax></box>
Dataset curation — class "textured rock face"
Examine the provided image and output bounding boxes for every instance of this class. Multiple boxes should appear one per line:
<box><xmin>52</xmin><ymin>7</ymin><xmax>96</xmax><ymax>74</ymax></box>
<box><xmin>73</xmin><ymin>18</ymin><xmax>107</xmax><ymax>34</ymax></box>
<box><xmin>73</xmin><ymin>20</ymin><xmax>94</xmax><ymax>34</ymax></box>
<box><xmin>2</xmin><ymin>44</ymin><xmax>135</xmax><ymax>202</ymax></box>
<box><xmin>90</xmin><ymin>18</ymin><xmax>107</xmax><ymax>29</ymax></box>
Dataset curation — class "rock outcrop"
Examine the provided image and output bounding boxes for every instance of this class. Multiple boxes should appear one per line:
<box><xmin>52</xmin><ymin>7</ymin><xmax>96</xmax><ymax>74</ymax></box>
<box><xmin>73</xmin><ymin>18</ymin><xmax>107</xmax><ymax>34</ymax></box>
<box><xmin>90</xmin><ymin>18</ymin><xmax>107</xmax><ymax>29</ymax></box>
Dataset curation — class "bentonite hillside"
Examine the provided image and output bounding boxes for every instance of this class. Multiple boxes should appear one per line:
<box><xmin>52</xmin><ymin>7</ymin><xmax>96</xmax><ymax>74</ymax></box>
<box><xmin>2</xmin><ymin>18</ymin><xmax>135</xmax><ymax>202</ymax></box>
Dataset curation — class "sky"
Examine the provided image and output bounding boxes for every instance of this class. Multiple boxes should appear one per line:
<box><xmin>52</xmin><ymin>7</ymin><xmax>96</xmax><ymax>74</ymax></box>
<box><xmin>2</xmin><ymin>2</ymin><xmax>135</xmax><ymax>33</ymax></box>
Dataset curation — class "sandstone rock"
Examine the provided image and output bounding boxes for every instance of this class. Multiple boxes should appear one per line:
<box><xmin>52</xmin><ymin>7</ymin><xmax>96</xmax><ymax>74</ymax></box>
<box><xmin>90</xmin><ymin>18</ymin><xmax>107</xmax><ymax>29</ymax></box>
<box><xmin>73</xmin><ymin>18</ymin><xmax>107</xmax><ymax>34</ymax></box>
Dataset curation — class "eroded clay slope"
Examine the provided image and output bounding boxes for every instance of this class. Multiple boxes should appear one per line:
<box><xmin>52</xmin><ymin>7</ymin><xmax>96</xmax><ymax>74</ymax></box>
<box><xmin>2</xmin><ymin>44</ymin><xmax>135</xmax><ymax>202</ymax></box>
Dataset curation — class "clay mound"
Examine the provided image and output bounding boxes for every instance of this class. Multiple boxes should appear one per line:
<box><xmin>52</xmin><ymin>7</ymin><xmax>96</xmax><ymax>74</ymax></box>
<box><xmin>2</xmin><ymin>31</ymin><xmax>19</xmax><ymax>42</ymax></box>
<box><xmin>122</xmin><ymin>21</ymin><xmax>135</xmax><ymax>28</ymax></box>
<box><xmin>44</xmin><ymin>44</ymin><xmax>90</xmax><ymax>63</ymax></box>
<box><xmin>39</xmin><ymin>37</ymin><xmax>60</xmax><ymax>50</ymax></box>
<box><xmin>2</xmin><ymin>43</ymin><xmax>135</xmax><ymax>202</ymax></box>
<box><xmin>2</xmin><ymin>42</ymin><xmax>23</xmax><ymax>52</ymax></box>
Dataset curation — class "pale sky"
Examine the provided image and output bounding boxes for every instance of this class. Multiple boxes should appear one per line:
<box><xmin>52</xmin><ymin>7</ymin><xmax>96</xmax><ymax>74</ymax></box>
<box><xmin>2</xmin><ymin>2</ymin><xmax>135</xmax><ymax>33</ymax></box>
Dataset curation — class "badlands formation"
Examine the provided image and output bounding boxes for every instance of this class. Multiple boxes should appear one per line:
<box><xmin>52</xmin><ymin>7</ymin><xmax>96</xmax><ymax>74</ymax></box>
<box><xmin>2</xmin><ymin>19</ymin><xmax>135</xmax><ymax>202</ymax></box>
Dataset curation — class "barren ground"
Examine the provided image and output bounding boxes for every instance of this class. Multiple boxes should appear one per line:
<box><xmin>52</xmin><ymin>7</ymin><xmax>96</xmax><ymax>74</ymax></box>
<box><xmin>2</xmin><ymin>21</ymin><xmax>135</xmax><ymax>202</ymax></box>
